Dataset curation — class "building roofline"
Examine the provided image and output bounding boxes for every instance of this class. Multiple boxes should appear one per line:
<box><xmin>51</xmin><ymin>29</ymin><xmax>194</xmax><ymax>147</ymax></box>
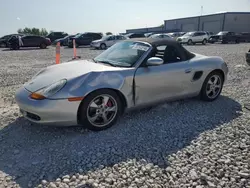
<box><xmin>164</xmin><ymin>12</ymin><xmax>250</xmax><ymax>22</ymax></box>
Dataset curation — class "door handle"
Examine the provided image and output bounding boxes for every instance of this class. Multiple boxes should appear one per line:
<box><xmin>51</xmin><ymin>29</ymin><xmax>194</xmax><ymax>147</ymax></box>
<box><xmin>185</xmin><ymin>68</ymin><xmax>192</xmax><ymax>73</ymax></box>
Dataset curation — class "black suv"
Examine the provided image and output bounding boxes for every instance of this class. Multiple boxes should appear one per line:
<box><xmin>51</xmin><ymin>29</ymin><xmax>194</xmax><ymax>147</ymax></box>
<box><xmin>46</xmin><ymin>32</ymin><xmax>68</xmax><ymax>42</ymax></box>
<box><xmin>208</xmin><ymin>31</ymin><xmax>240</xmax><ymax>44</ymax></box>
<box><xmin>68</xmin><ymin>32</ymin><xmax>102</xmax><ymax>48</ymax></box>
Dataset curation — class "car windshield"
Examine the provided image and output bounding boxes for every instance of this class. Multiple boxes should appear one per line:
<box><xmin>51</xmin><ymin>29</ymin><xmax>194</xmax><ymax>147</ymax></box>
<box><xmin>75</xmin><ymin>33</ymin><xmax>83</xmax><ymax>38</ymax></box>
<box><xmin>94</xmin><ymin>41</ymin><xmax>150</xmax><ymax>67</ymax></box>
<box><xmin>102</xmin><ymin>36</ymin><xmax>112</xmax><ymax>40</ymax></box>
<box><xmin>183</xmin><ymin>32</ymin><xmax>195</xmax><ymax>36</ymax></box>
<box><xmin>217</xmin><ymin>31</ymin><xmax>228</xmax><ymax>35</ymax></box>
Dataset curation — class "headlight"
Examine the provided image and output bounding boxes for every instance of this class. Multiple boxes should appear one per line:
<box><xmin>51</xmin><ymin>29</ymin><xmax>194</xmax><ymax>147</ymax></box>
<box><xmin>30</xmin><ymin>79</ymin><xmax>67</xmax><ymax>100</ymax></box>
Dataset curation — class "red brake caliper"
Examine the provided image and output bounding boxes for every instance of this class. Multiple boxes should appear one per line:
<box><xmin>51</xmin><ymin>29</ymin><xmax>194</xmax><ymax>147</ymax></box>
<box><xmin>107</xmin><ymin>100</ymin><xmax>113</xmax><ymax>107</ymax></box>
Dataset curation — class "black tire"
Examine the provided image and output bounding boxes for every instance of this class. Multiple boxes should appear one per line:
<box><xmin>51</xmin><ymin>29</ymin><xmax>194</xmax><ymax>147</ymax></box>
<box><xmin>40</xmin><ymin>43</ymin><xmax>47</xmax><ymax>49</ymax></box>
<box><xmin>200</xmin><ymin>71</ymin><xmax>224</xmax><ymax>102</ymax></box>
<box><xmin>235</xmin><ymin>39</ymin><xmax>239</xmax><ymax>44</ymax></box>
<box><xmin>78</xmin><ymin>89</ymin><xmax>123</xmax><ymax>131</ymax></box>
<box><xmin>187</xmin><ymin>39</ymin><xmax>193</xmax><ymax>45</ymax></box>
<box><xmin>100</xmin><ymin>43</ymin><xmax>106</xmax><ymax>50</ymax></box>
<box><xmin>202</xmin><ymin>39</ymin><xmax>207</xmax><ymax>45</ymax></box>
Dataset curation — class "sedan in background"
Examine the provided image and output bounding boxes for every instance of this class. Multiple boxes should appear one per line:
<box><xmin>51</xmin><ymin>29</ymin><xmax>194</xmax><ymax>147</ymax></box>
<box><xmin>8</xmin><ymin>35</ymin><xmax>51</xmax><ymax>50</ymax></box>
<box><xmin>91</xmin><ymin>35</ymin><xmax>128</xmax><ymax>49</ymax></box>
<box><xmin>52</xmin><ymin>35</ymin><xmax>75</xmax><ymax>46</ymax></box>
<box><xmin>15</xmin><ymin>38</ymin><xmax>228</xmax><ymax>131</ymax></box>
<box><xmin>149</xmin><ymin>33</ymin><xmax>173</xmax><ymax>39</ymax></box>
<box><xmin>68</xmin><ymin>32</ymin><xmax>102</xmax><ymax>48</ymax></box>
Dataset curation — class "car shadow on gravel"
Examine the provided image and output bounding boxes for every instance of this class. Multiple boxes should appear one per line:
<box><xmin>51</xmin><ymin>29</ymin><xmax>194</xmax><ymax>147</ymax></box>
<box><xmin>0</xmin><ymin>95</ymin><xmax>242</xmax><ymax>187</ymax></box>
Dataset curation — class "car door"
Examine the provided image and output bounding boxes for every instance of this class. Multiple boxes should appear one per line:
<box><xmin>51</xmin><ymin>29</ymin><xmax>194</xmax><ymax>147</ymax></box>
<box><xmin>134</xmin><ymin>45</ymin><xmax>195</xmax><ymax>106</ymax></box>
<box><xmin>79</xmin><ymin>33</ymin><xmax>92</xmax><ymax>45</ymax></box>
<box><xmin>192</xmin><ymin>32</ymin><xmax>200</xmax><ymax>42</ymax></box>
<box><xmin>21</xmin><ymin>36</ymin><xmax>34</xmax><ymax>47</ymax></box>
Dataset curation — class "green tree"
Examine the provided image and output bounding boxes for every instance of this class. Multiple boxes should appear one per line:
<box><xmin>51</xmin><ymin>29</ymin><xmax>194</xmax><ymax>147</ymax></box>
<box><xmin>17</xmin><ymin>27</ymin><xmax>49</xmax><ymax>36</ymax></box>
<box><xmin>106</xmin><ymin>32</ymin><xmax>113</xmax><ymax>35</ymax></box>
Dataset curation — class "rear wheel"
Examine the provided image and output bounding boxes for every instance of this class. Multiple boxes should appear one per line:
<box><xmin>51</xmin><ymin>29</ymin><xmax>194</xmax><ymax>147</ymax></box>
<box><xmin>40</xmin><ymin>43</ymin><xmax>47</xmax><ymax>49</ymax></box>
<box><xmin>78</xmin><ymin>89</ymin><xmax>123</xmax><ymax>131</ymax></box>
<box><xmin>200</xmin><ymin>71</ymin><xmax>224</xmax><ymax>101</ymax></box>
<box><xmin>202</xmin><ymin>39</ymin><xmax>207</xmax><ymax>45</ymax></box>
<box><xmin>235</xmin><ymin>39</ymin><xmax>239</xmax><ymax>44</ymax></box>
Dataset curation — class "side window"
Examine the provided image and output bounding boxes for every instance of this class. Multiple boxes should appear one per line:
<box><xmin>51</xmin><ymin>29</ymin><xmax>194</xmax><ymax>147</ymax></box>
<box><xmin>116</xmin><ymin>36</ymin><xmax>123</xmax><ymax>40</ymax></box>
<box><xmin>193</xmin><ymin>32</ymin><xmax>199</xmax><ymax>36</ymax></box>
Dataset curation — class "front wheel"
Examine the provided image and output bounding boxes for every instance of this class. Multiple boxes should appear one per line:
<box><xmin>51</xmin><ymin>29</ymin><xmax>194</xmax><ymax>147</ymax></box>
<box><xmin>200</xmin><ymin>71</ymin><xmax>224</xmax><ymax>101</ymax></box>
<box><xmin>78</xmin><ymin>89</ymin><xmax>123</xmax><ymax>131</ymax></box>
<box><xmin>100</xmin><ymin>43</ymin><xmax>106</xmax><ymax>50</ymax></box>
<box><xmin>187</xmin><ymin>39</ymin><xmax>193</xmax><ymax>45</ymax></box>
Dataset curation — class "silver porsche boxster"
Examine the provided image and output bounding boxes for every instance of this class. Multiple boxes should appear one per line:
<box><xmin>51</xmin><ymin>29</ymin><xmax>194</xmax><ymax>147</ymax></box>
<box><xmin>15</xmin><ymin>38</ymin><xmax>228</xmax><ymax>131</ymax></box>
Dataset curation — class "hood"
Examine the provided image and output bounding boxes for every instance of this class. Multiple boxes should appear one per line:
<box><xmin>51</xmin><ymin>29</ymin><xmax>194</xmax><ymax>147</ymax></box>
<box><xmin>24</xmin><ymin>59</ymin><xmax>123</xmax><ymax>92</ymax></box>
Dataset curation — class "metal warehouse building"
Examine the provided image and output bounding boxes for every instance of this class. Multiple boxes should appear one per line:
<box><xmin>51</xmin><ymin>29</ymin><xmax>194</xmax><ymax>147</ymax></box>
<box><xmin>164</xmin><ymin>12</ymin><xmax>250</xmax><ymax>33</ymax></box>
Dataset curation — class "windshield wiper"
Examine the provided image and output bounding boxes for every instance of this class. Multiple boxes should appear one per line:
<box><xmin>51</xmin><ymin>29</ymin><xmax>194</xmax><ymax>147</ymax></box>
<box><xmin>96</xmin><ymin>60</ymin><xmax>117</xmax><ymax>67</ymax></box>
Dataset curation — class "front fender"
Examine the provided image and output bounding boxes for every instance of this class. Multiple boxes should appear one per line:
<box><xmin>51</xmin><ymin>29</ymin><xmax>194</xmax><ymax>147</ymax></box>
<box><xmin>53</xmin><ymin>70</ymin><xmax>135</xmax><ymax>108</ymax></box>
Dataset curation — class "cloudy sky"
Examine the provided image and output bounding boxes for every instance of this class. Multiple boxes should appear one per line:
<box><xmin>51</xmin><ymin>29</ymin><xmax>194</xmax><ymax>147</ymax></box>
<box><xmin>0</xmin><ymin>0</ymin><xmax>250</xmax><ymax>36</ymax></box>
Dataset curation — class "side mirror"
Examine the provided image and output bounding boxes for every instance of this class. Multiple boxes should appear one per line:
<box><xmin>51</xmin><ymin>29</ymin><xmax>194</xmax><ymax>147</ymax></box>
<box><xmin>146</xmin><ymin>57</ymin><xmax>164</xmax><ymax>66</ymax></box>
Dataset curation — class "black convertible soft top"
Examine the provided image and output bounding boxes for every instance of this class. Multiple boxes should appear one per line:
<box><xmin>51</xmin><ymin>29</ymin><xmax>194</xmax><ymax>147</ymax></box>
<box><xmin>128</xmin><ymin>38</ymin><xmax>195</xmax><ymax>60</ymax></box>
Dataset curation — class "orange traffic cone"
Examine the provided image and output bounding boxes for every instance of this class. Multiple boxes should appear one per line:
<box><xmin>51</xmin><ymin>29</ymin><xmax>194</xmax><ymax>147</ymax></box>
<box><xmin>55</xmin><ymin>42</ymin><xmax>60</xmax><ymax>64</ymax></box>
<box><xmin>72</xmin><ymin>39</ymin><xmax>81</xmax><ymax>60</ymax></box>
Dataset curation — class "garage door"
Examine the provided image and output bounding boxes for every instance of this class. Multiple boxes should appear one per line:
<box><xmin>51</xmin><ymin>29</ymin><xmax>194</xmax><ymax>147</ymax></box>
<box><xmin>202</xmin><ymin>21</ymin><xmax>221</xmax><ymax>33</ymax></box>
<box><xmin>181</xmin><ymin>23</ymin><xmax>195</xmax><ymax>32</ymax></box>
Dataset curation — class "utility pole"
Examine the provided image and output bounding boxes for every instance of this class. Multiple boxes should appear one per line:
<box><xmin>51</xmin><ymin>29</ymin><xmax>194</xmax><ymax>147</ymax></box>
<box><xmin>201</xmin><ymin>6</ymin><xmax>203</xmax><ymax>16</ymax></box>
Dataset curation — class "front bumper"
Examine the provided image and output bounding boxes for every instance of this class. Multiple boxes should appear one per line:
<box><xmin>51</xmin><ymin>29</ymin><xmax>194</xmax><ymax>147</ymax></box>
<box><xmin>15</xmin><ymin>87</ymin><xmax>81</xmax><ymax>126</ymax></box>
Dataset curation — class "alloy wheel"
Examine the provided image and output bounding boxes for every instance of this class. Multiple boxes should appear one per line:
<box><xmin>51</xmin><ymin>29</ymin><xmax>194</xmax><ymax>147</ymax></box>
<box><xmin>206</xmin><ymin>75</ymin><xmax>222</xmax><ymax>99</ymax></box>
<box><xmin>87</xmin><ymin>94</ymin><xmax>118</xmax><ymax>127</ymax></box>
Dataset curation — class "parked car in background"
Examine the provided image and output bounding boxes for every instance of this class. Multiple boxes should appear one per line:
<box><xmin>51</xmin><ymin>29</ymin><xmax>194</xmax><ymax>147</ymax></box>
<box><xmin>177</xmin><ymin>31</ymin><xmax>209</xmax><ymax>45</ymax></box>
<box><xmin>91</xmin><ymin>35</ymin><xmax>128</xmax><ymax>49</ymax></box>
<box><xmin>125</xmin><ymin>33</ymin><xmax>145</xmax><ymax>38</ymax></box>
<box><xmin>46</xmin><ymin>32</ymin><xmax>68</xmax><ymax>42</ymax></box>
<box><xmin>240</xmin><ymin>32</ymin><xmax>250</xmax><ymax>42</ymax></box>
<box><xmin>0</xmin><ymin>34</ymin><xmax>24</xmax><ymax>48</ymax></box>
<box><xmin>68</xmin><ymin>32</ymin><xmax>102</xmax><ymax>48</ymax></box>
<box><xmin>205</xmin><ymin>31</ymin><xmax>214</xmax><ymax>39</ymax></box>
<box><xmin>144</xmin><ymin>32</ymin><xmax>154</xmax><ymax>37</ymax></box>
<box><xmin>246</xmin><ymin>49</ymin><xmax>250</xmax><ymax>66</ymax></box>
<box><xmin>208</xmin><ymin>31</ymin><xmax>240</xmax><ymax>44</ymax></box>
<box><xmin>149</xmin><ymin>33</ymin><xmax>173</xmax><ymax>39</ymax></box>
<box><xmin>8</xmin><ymin>35</ymin><xmax>51</xmax><ymax>50</ymax></box>
<box><xmin>15</xmin><ymin>38</ymin><xmax>228</xmax><ymax>131</ymax></box>
<box><xmin>167</xmin><ymin>32</ymin><xmax>185</xmax><ymax>40</ymax></box>
<box><xmin>52</xmin><ymin>35</ymin><xmax>75</xmax><ymax>46</ymax></box>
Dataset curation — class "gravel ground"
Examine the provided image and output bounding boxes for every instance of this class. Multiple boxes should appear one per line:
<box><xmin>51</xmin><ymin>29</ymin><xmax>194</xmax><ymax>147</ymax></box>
<box><xmin>0</xmin><ymin>44</ymin><xmax>250</xmax><ymax>188</ymax></box>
